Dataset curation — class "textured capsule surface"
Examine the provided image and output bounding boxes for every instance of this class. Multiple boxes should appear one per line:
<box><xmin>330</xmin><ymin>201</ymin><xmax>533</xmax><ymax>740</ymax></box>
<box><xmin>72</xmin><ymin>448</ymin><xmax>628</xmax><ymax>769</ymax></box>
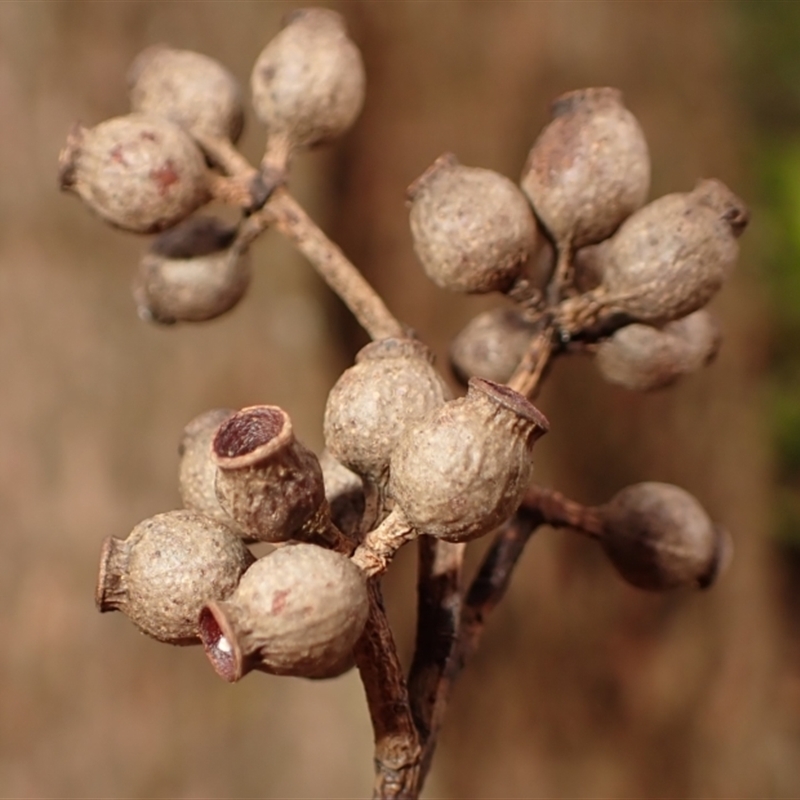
<box><xmin>134</xmin><ymin>216</ymin><xmax>251</xmax><ymax>324</ymax></box>
<box><xmin>596</xmin><ymin>310</ymin><xmax>721</xmax><ymax>391</ymax></box>
<box><xmin>129</xmin><ymin>46</ymin><xmax>245</xmax><ymax>142</ymax></box>
<box><xmin>251</xmin><ymin>8</ymin><xmax>365</xmax><ymax>149</ymax></box>
<box><xmin>199</xmin><ymin>543</ymin><xmax>369</xmax><ymax>680</ymax></box>
<box><xmin>324</xmin><ymin>338</ymin><xmax>449</xmax><ymax>484</ymax></box>
<box><xmin>521</xmin><ymin>87</ymin><xmax>650</xmax><ymax>250</ymax></box>
<box><xmin>178</xmin><ymin>408</ymin><xmax>241</xmax><ymax>529</ymax></box>
<box><xmin>96</xmin><ymin>510</ymin><xmax>253</xmax><ymax>644</ymax></box>
<box><xmin>213</xmin><ymin>406</ymin><xmax>325</xmax><ymax>542</ymax></box>
<box><xmin>409</xmin><ymin>154</ymin><xmax>539</xmax><ymax>294</ymax></box>
<box><xmin>389</xmin><ymin>378</ymin><xmax>548</xmax><ymax>542</ymax></box>
<box><xmin>599</xmin><ymin>482</ymin><xmax>730</xmax><ymax>591</ymax></box>
<box><xmin>58</xmin><ymin>114</ymin><xmax>210</xmax><ymax>233</ymax></box>
<box><xmin>450</xmin><ymin>307</ymin><xmax>538</xmax><ymax>384</ymax></box>
<box><xmin>600</xmin><ymin>179</ymin><xmax>748</xmax><ymax>324</ymax></box>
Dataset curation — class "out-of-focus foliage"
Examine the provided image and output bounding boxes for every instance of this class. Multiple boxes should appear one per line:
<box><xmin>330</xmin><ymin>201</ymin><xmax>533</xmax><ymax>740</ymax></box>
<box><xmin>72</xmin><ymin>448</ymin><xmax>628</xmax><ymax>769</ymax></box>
<box><xmin>736</xmin><ymin>2</ymin><xmax>800</xmax><ymax>546</ymax></box>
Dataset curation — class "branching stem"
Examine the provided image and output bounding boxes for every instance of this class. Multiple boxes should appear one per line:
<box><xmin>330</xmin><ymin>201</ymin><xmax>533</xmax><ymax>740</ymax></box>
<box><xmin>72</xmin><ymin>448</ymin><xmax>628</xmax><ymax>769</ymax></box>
<box><xmin>354</xmin><ymin>581</ymin><xmax>422</xmax><ymax>800</ymax></box>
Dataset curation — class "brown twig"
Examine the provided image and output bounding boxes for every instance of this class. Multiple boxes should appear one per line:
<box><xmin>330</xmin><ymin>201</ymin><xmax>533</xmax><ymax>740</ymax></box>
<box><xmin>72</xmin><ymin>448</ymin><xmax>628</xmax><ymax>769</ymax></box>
<box><xmin>266</xmin><ymin>187</ymin><xmax>407</xmax><ymax>341</ymax></box>
<box><xmin>521</xmin><ymin>483</ymin><xmax>604</xmax><ymax>537</ymax></box>
<box><xmin>407</xmin><ymin>509</ymin><xmax>542</xmax><ymax>794</ymax></box>
<box><xmin>351</xmin><ymin>508</ymin><xmax>417</xmax><ymax>577</ymax></box>
<box><xmin>407</xmin><ymin>537</ymin><xmax>465</xmax><ymax>743</ymax></box>
<box><xmin>353</xmin><ymin>581</ymin><xmax>422</xmax><ymax>800</ymax></box>
<box><xmin>507</xmin><ymin>325</ymin><xmax>555</xmax><ymax>398</ymax></box>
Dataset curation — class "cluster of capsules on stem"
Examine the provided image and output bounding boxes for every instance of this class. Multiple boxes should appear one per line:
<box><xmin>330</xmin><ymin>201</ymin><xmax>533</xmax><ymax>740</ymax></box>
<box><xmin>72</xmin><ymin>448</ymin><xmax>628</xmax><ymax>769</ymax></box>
<box><xmin>62</xmin><ymin>8</ymin><xmax>744</xmax><ymax>798</ymax></box>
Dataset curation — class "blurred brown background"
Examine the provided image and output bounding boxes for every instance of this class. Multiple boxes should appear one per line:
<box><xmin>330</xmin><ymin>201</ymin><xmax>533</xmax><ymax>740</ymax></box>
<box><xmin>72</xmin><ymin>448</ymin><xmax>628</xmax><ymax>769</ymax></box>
<box><xmin>1</xmin><ymin>1</ymin><xmax>798</xmax><ymax>797</ymax></box>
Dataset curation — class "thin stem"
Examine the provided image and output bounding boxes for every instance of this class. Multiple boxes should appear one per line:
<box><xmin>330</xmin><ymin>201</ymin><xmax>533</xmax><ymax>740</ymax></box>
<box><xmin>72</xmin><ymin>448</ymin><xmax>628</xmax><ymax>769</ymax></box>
<box><xmin>354</xmin><ymin>581</ymin><xmax>422</xmax><ymax>800</ymax></box>
<box><xmin>408</xmin><ymin>537</ymin><xmax>465</xmax><ymax>742</ymax></box>
<box><xmin>408</xmin><ymin>510</ymin><xmax>542</xmax><ymax>793</ymax></box>
<box><xmin>521</xmin><ymin>484</ymin><xmax>604</xmax><ymax>537</ymax></box>
<box><xmin>267</xmin><ymin>187</ymin><xmax>407</xmax><ymax>340</ymax></box>
<box><xmin>507</xmin><ymin>325</ymin><xmax>555</xmax><ymax>398</ymax></box>
<box><xmin>194</xmin><ymin>133</ymin><xmax>258</xmax><ymax>180</ymax></box>
<box><xmin>458</xmin><ymin>508</ymin><xmax>542</xmax><ymax>665</ymax></box>
<box><xmin>351</xmin><ymin>508</ymin><xmax>417</xmax><ymax>577</ymax></box>
<box><xmin>405</xmin><ymin>485</ymin><xmax>607</xmax><ymax>794</ymax></box>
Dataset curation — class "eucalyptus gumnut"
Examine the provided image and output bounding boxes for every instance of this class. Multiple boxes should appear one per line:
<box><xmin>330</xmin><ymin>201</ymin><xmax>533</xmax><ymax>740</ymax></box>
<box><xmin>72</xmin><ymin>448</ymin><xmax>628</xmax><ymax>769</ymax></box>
<box><xmin>323</xmin><ymin>338</ymin><xmax>450</xmax><ymax>487</ymax></box>
<box><xmin>96</xmin><ymin>509</ymin><xmax>254</xmax><ymax>644</ymax></box>
<box><xmin>251</xmin><ymin>8</ymin><xmax>365</xmax><ymax>159</ymax></box>
<box><xmin>598</xmin><ymin>482</ymin><xmax>731</xmax><ymax>591</ymax></box>
<box><xmin>388</xmin><ymin>378</ymin><xmax>549</xmax><ymax>542</ymax></box>
<box><xmin>320</xmin><ymin>450</ymin><xmax>364</xmax><ymax>541</ymax></box>
<box><xmin>199</xmin><ymin>543</ymin><xmax>369</xmax><ymax>681</ymax></box>
<box><xmin>520</xmin><ymin>87</ymin><xmax>650</xmax><ymax>268</ymax></box>
<box><xmin>212</xmin><ymin>405</ymin><xmax>327</xmax><ymax>543</ymax></box>
<box><xmin>178</xmin><ymin>408</ymin><xmax>244</xmax><ymax>532</ymax></box>
<box><xmin>595</xmin><ymin>309</ymin><xmax>721</xmax><ymax>392</ymax></box>
<box><xmin>450</xmin><ymin>307</ymin><xmax>539</xmax><ymax>385</ymax></box>
<box><xmin>134</xmin><ymin>215</ymin><xmax>251</xmax><ymax>324</ymax></box>
<box><xmin>58</xmin><ymin>114</ymin><xmax>210</xmax><ymax>233</ymax></box>
<box><xmin>557</xmin><ymin>179</ymin><xmax>748</xmax><ymax>336</ymax></box>
<box><xmin>408</xmin><ymin>153</ymin><xmax>539</xmax><ymax>294</ymax></box>
<box><xmin>128</xmin><ymin>46</ymin><xmax>244</xmax><ymax>143</ymax></box>
<box><xmin>598</xmin><ymin>179</ymin><xmax>748</xmax><ymax>325</ymax></box>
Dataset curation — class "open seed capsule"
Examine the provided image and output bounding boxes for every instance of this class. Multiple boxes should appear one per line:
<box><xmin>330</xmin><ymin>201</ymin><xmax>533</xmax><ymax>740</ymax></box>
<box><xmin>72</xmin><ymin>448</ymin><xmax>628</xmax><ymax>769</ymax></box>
<box><xmin>388</xmin><ymin>378</ymin><xmax>549</xmax><ymax>542</ymax></box>
<box><xmin>199</xmin><ymin>543</ymin><xmax>369</xmax><ymax>680</ymax></box>
<box><xmin>96</xmin><ymin>510</ymin><xmax>254</xmax><ymax>644</ymax></box>
<box><xmin>212</xmin><ymin>405</ymin><xmax>327</xmax><ymax>543</ymax></box>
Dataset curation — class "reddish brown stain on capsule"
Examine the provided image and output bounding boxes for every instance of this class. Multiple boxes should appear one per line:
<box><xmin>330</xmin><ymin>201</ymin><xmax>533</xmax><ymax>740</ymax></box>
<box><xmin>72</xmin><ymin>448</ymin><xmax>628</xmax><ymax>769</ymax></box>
<box><xmin>271</xmin><ymin>588</ymin><xmax>290</xmax><ymax>615</ymax></box>
<box><xmin>109</xmin><ymin>144</ymin><xmax>127</xmax><ymax>166</ymax></box>
<box><xmin>150</xmin><ymin>160</ymin><xmax>180</xmax><ymax>196</ymax></box>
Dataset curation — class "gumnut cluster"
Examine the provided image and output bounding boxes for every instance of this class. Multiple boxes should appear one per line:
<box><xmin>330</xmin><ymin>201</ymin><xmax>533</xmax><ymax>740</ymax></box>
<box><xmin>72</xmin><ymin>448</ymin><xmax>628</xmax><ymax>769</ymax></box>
<box><xmin>63</xmin><ymin>10</ymin><xmax>745</xmax><ymax>796</ymax></box>
<box><xmin>59</xmin><ymin>8</ymin><xmax>366</xmax><ymax>325</ymax></box>
<box><xmin>441</xmin><ymin>88</ymin><xmax>748</xmax><ymax>394</ymax></box>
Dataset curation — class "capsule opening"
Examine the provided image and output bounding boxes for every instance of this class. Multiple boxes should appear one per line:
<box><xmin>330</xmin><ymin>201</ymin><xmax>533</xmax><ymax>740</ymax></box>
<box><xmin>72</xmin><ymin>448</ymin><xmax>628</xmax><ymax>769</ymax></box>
<box><xmin>214</xmin><ymin>406</ymin><xmax>287</xmax><ymax>459</ymax></box>
<box><xmin>199</xmin><ymin>605</ymin><xmax>241</xmax><ymax>682</ymax></box>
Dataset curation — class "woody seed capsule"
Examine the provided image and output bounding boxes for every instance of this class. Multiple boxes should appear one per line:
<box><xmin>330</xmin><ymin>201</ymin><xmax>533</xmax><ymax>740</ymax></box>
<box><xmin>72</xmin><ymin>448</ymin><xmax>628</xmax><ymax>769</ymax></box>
<box><xmin>388</xmin><ymin>378</ymin><xmax>549</xmax><ymax>542</ymax></box>
<box><xmin>408</xmin><ymin>154</ymin><xmax>539</xmax><ymax>294</ymax></box>
<box><xmin>599</xmin><ymin>179</ymin><xmax>748</xmax><ymax>324</ymax></box>
<box><xmin>134</xmin><ymin>216</ymin><xmax>251</xmax><ymax>324</ymax></box>
<box><xmin>595</xmin><ymin>309</ymin><xmax>721</xmax><ymax>392</ymax></box>
<box><xmin>251</xmin><ymin>9</ymin><xmax>365</xmax><ymax>157</ymax></box>
<box><xmin>128</xmin><ymin>46</ymin><xmax>245</xmax><ymax>143</ymax></box>
<box><xmin>213</xmin><ymin>405</ymin><xmax>326</xmax><ymax>543</ymax></box>
<box><xmin>319</xmin><ymin>450</ymin><xmax>364</xmax><ymax>541</ymax></box>
<box><xmin>598</xmin><ymin>482</ymin><xmax>731</xmax><ymax>591</ymax></box>
<box><xmin>178</xmin><ymin>408</ymin><xmax>244</xmax><ymax>531</ymax></box>
<box><xmin>58</xmin><ymin>114</ymin><xmax>210</xmax><ymax>233</ymax></box>
<box><xmin>323</xmin><ymin>338</ymin><xmax>449</xmax><ymax>487</ymax></box>
<box><xmin>199</xmin><ymin>543</ymin><xmax>369</xmax><ymax>681</ymax></box>
<box><xmin>450</xmin><ymin>307</ymin><xmax>539</xmax><ymax>385</ymax></box>
<box><xmin>521</xmin><ymin>88</ymin><xmax>650</xmax><ymax>261</ymax></box>
<box><xmin>96</xmin><ymin>509</ymin><xmax>254</xmax><ymax>644</ymax></box>
<box><xmin>557</xmin><ymin>179</ymin><xmax>749</xmax><ymax>336</ymax></box>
